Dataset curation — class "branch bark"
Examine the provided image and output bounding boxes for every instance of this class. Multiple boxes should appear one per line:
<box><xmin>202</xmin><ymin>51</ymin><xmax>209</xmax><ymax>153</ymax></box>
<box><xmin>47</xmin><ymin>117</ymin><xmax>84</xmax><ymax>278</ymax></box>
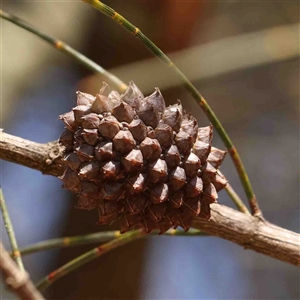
<box><xmin>1</xmin><ymin>131</ymin><xmax>299</xmax><ymax>267</ymax></box>
<box><xmin>0</xmin><ymin>131</ymin><xmax>65</xmax><ymax>177</ymax></box>
<box><xmin>0</xmin><ymin>242</ymin><xmax>45</xmax><ymax>300</ymax></box>
<box><xmin>192</xmin><ymin>205</ymin><xmax>300</xmax><ymax>266</ymax></box>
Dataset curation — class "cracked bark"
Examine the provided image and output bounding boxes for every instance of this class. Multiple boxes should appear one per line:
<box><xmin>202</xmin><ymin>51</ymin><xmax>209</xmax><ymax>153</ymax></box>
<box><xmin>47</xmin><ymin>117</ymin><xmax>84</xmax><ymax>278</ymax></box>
<box><xmin>0</xmin><ymin>131</ymin><xmax>299</xmax><ymax>267</ymax></box>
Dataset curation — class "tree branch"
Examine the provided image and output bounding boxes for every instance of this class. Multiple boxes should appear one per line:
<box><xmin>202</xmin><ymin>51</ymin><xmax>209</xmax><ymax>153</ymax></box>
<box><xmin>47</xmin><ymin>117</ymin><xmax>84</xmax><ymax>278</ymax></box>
<box><xmin>0</xmin><ymin>242</ymin><xmax>45</xmax><ymax>300</ymax></box>
<box><xmin>1</xmin><ymin>131</ymin><xmax>299</xmax><ymax>266</ymax></box>
<box><xmin>192</xmin><ymin>205</ymin><xmax>300</xmax><ymax>266</ymax></box>
<box><xmin>0</xmin><ymin>131</ymin><xmax>65</xmax><ymax>177</ymax></box>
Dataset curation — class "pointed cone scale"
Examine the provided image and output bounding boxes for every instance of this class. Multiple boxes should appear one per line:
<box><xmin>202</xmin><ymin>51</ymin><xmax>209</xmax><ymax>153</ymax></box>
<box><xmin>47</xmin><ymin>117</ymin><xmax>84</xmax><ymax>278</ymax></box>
<box><xmin>99</xmin><ymin>82</ymin><xmax>111</xmax><ymax>97</ymax></box>
<box><xmin>59</xmin><ymin>168</ymin><xmax>81</xmax><ymax>189</ymax></box>
<box><xmin>162</xmin><ymin>100</ymin><xmax>183</xmax><ymax>132</ymax></box>
<box><xmin>73</xmin><ymin>128</ymin><xmax>84</xmax><ymax>144</ymax></box>
<box><xmin>81</xmin><ymin>113</ymin><xmax>101</xmax><ymax>129</ymax></box>
<box><xmin>141</xmin><ymin>218</ymin><xmax>157</xmax><ymax>234</ymax></box>
<box><xmin>121</xmin><ymin>149</ymin><xmax>143</xmax><ymax>174</ymax></box>
<box><xmin>108</xmin><ymin>90</ymin><xmax>121</xmax><ymax>101</ymax></box>
<box><xmin>169</xmin><ymin>190</ymin><xmax>184</xmax><ymax>208</ymax></box>
<box><xmin>138</xmin><ymin>104</ymin><xmax>160</xmax><ymax>128</ymax></box>
<box><xmin>212</xmin><ymin>172</ymin><xmax>228</xmax><ymax>192</ymax></box>
<box><xmin>95</xmin><ymin>141</ymin><xmax>113</xmax><ymax>162</ymax></box>
<box><xmin>82</xmin><ymin>128</ymin><xmax>98</xmax><ymax>146</ymax></box>
<box><xmin>168</xmin><ymin>166</ymin><xmax>186</xmax><ymax>191</ymax></box>
<box><xmin>121</xmin><ymin>81</ymin><xmax>144</xmax><ymax>110</ymax></box>
<box><xmin>78</xmin><ymin>161</ymin><xmax>99</xmax><ymax>180</ymax></box>
<box><xmin>73</xmin><ymin>105</ymin><xmax>91</xmax><ymax>124</ymax></box>
<box><xmin>140</xmin><ymin>137</ymin><xmax>162</xmax><ymax>161</ymax></box>
<box><xmin>178</xmin><ymin>214</ymin><xmax>193</xmax><ymax>231</ymax></box>
<box><xmin>158</xmin><ymin>218</ymin><xmax>173</xmax><ymax>234</ymax></box>
<box><xmin>75</xmin><ymin>144</ymin><xmax>94</xmax><ymax>162</ymax></box>
<box><xmin>120</xmin><ymin>214</ymin><xmax>142</xmax><ymax>233</ymax></box>
<box><xmin>113</xmin><ymin>130</ymin><xmax>136</xmax><ymax>154</ymax></box>
<box><xmin>148</xmin><ymin>158</ymin><xmax>168</xmax><ymax>183</ymax></box>
<box><xmin>125</xmin><ymin>195</ymin><xmax>147</xmax><ymax>215</ymax></box>
<box><xmin>185</xmin><ymin>176</ymin><xmax>203</xmax><ymax>197</ymax></box>
<box><xmin>183</xmin><ymin>196</ymin><xmax>201</xmax><ymax>216</ymax></box>
<box><xmin>91</xmin><ymin>93</ymin><xmax>113</xmax><ymax>114</ymax></box>
<box><xmin>164</xmin><ymin>145</ymin><xmax>181</xmax><ymax>169</ymax></box>
<box><xmin>166</xmin><ymin>208</ymin><xmax>181</xmax><ymax>226</ymax></box>
<box><xmin>192</xmin><ymin>140</ymin><xmax>211</xmax><ymax>163</ymax></box>
<box><xmin>201</xmin><ymin>162</ymin><xmax>217</xmax><ymax>183</ymax></box>
<box><xmin>155</xmin><ymin>122</ymin><xmax>173</xmax><ymax>149</ymax></box>
<box><xmin>147</xmin><ymin>203</ymin><xmax>166</xmax><ymax>222</ymax></box>
<box><xmin>199</xmin><ymin>203</ymin><xmax>211</xmax><ymax>219</ymax></box>
<box><xmin>146</xmin><ymin>126</ymin><xmax>156</xmax><ymax>139</ymax></box>
<box><xmin>59</xmin><ymin>129</ymin><xmax>74</xmax><ymax>150</ymax></box>
<box><xmin>184</xmin><ymin>152</ymin><xmax>201</xmax><ymax>177</ymax></box>
<box><xmin>150</xmin><ymin>183</ymin><xmax>169</xmax><ymax>204</ymax></box>
<box><xmin>175</xmin><ymin>130</ymin><xmax>193</xmax><ymax>155</ymax></box>
<box><xmin>201</xmin><ymin>183</ymin><xmax>218</xmax><ymax>204</ymax></box>
<box><xmin>63</xmin><ymin>152</ymin><xmax>81</xmax><ymax>171</ymax></box>
<box><xmin>128</xmin><ymin>119</ymin><xmax>147</xmax><ymax>142</ymax></box>
<box><xmin>207</xmin><ymin>147</ymin><xmax>227</xmax><ymax>169</ymax></box>
<box><xmin>138</xmin><ymin>88</ymin><xmax>165</xmax><ymax>128</ymax></box>
<box><xmin>197</xmin><ymin>125</ymin><xmax>213</xmax><ymax>143</ymax></box>
<box><xmin>76</xmin><ymin>91</ymin><xmax>96</xmax><ymax>106</ymax></box>
<box><xmin>112</xmin><ymin>101</ymin><xmax>135</xmax><ymax>123</ymax></box>
<box><xmin>101</xmin><ymin>161</ymin><xmax>121</xmax><ymax>180</ymax></box>
<box><xmin>100</xmin><ymin>182</ymin><xmax>124</xmax><ymax>201</ymax></box>
<box><xmin>142</xmin><ymin>88</ymin><xmax>165</xmax><ymax>115</ymax></box>
<box><xmin>98</xmin><ymin>116</ymin><xmax>121</xmax><ymax>139</ymax></box>
<box><xmin>59</xmin><ymin>111</ymin><xmax>77</xmax><ymax>132</ymax></box>
<box><xmin>181</xmin><ymin>114</ymin><xmax>198</xmax><ymax>142</ymax></box>
<box><xmin>126</xmin><ymin>173</ymin><xmax>147</xmax><ymax>194</ymax></box>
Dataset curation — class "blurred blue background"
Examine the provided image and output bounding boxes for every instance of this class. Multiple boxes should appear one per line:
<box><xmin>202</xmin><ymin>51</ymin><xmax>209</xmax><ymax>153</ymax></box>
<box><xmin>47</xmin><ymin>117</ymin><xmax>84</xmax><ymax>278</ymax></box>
<box><xmin>1</xmin><ymin>1</ymin><xmax>299</xmax><ymax>299</ymax></box>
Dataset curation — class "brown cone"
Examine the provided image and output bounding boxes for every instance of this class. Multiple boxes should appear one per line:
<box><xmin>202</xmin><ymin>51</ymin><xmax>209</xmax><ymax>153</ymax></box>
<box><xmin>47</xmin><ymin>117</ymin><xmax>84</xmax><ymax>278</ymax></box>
<box><xmin>59</xmin><ymin>82</ymin><xmax>227</xmax><ymax>234</ymax></box>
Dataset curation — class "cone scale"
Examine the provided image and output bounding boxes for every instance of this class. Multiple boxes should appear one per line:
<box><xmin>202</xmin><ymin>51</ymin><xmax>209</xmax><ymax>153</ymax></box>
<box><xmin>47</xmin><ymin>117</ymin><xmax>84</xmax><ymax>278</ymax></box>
<box><xmin>59</xmin><ymin>81</ymin><xmax>227</xmax><ymax>234</ymax></box>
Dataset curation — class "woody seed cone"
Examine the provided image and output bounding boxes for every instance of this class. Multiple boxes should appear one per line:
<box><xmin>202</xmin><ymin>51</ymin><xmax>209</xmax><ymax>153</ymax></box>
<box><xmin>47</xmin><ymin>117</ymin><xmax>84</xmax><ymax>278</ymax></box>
<box><xmin>59</xmin><ymin>82</ymin><xmax>227</xmax><ymax>234</ymax></box>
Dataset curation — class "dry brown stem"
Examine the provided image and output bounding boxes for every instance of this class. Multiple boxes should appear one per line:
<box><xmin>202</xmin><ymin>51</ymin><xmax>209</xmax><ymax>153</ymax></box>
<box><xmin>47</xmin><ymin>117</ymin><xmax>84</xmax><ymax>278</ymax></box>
<box><xmin>0</xmin><ymin>131</ymin><xmax>299</xmax><ymax>267</ymax></box>
<box><xmin>0</xmin><ymin>242</ymin><xmax>45</xmax><ymax>300</ymax></box>
<box><xmin>0</xmin><ymin>131</ymin><xmax>65</xmax><ymax>177</ymax></box>
<box><xmin>192</xmin><ymin>205</ymin><xmax>300</xmax><ymax>266</ymax></box>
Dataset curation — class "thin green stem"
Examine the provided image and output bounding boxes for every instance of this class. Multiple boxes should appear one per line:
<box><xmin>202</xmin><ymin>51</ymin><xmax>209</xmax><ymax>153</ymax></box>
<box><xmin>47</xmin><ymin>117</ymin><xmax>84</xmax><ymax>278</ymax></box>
<box><xmin>0</xmin><ymin>9</ymin><xmax>127</xmax><ymax>92</ymax></box>
<box><xmin>35</xmin><ymin>230</ymin><xmax>145</xmax><ymax>292</ymax></box>
<box><xmin>0</xmin><ymin>188</ymin><xmax>25</xmax><ymax>271</ymax></box>
<box><xmin>17</xmin><ymin>231</ymin><xmax>121</xmax><ymax>256</ymax></box>
<box><xmin>225</xmin><ymin>184</ymin><xmax>251</xmax><ymax>215</ymax></box>
<box><xmin>82</xmin><ymin>0</ymin><xmax>261</xmax><ymax>217</ymax></box>
<box><xmin>218</xmin><ymin>171</ymin><xmax>250</xmax><ymax>215</ymax></box>
<box><xmin>15</xmin><ymin>229</ymin><xmax>206</xmax><ymax>257</ymax></box>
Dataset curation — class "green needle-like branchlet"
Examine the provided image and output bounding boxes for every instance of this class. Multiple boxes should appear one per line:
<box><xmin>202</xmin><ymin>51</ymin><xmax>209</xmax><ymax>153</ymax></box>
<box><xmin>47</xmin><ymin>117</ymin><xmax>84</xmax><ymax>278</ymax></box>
<box><xmin>35</xmin><ymin>230</ymin><xmax>145</xmax><ymax>292</ymax></box>
<box><xmin>0</xmin><ymin>188</ymin><xmax>25</xmax><ymax>271</ymax></box>
<box><xmin>15</xmin><ymin>229</ymin><xmax>206</xmax><ymax>257</ymax></box>
<box><xmin>0</xmin><ymin>9</ymin><xmax>127</xmax><ymax>92</ymax></box>
<box><xmin>17</xmin><ymin>231</ymin><xmax>121</xmax><ymax>256</ymax></box>
<box><xmin>34</xmin><ymin>229</ymin><xmax>206</xmax><ymax>291</ymax></box>
<box><xmin>225</xmin><ymin>184</ymin><xmax>250</xmax><ymax>215</ymax></box>
<box><xmin>82</xmin><ymin>0</ymin><xmax>261</xmax><ymax>217</ymax></box>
